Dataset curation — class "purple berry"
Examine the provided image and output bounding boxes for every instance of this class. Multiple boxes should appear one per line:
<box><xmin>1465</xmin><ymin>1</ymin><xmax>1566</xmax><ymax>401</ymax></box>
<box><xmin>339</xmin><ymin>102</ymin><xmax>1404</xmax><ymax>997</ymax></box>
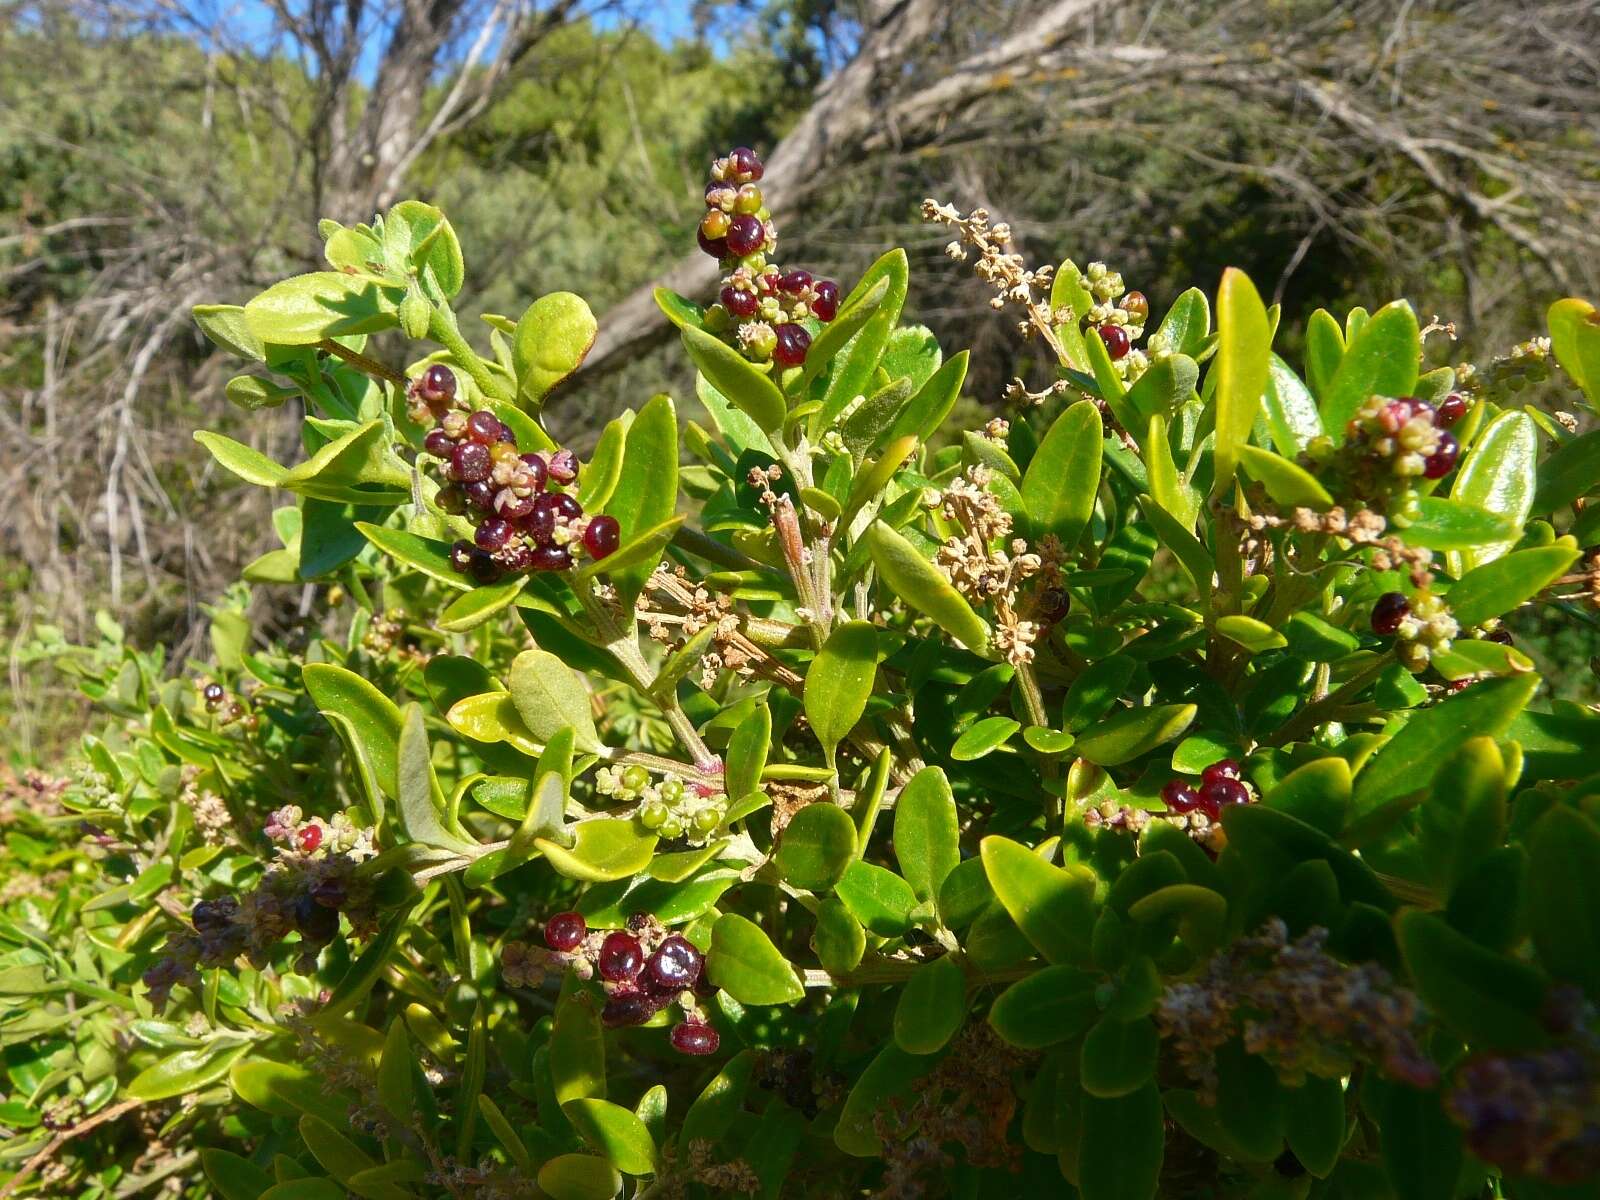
<box><xmin>420</xmin><ymin>364</ymin><xmax>456</xmax><ymax>405</ymax></box>
<box><xmin>1099</xmin><ymin>325</ymin><xmax>1131</xmax><ymax>360</ymax></box>
<box><xmin>1161</xmin><ymin>779</ymin><xmax>1201</xmax><ymax>814</ymax></box>
<box><xmin>475</xmin><ymin>517</ymin><xmax>513</xmax><ymax>552</ymax></box>
<box><xmin>294</xmin><ymin>893</ymin><xmax>339</xmax><ymax>944</ymax></box>
<box><xmin>544</xmin><ymin>911</ymin><xmax>586</xmax><ymax>952</ymax></box>
<box><xmin>1200</xmin><ymin>759</ymin><xmax>1242</xmax><ymax>787</ymax></box>
<box><xmin>584</xmin><ymin>515</ymin><xmax>621</xmax><ymax>559</ymax></box>
<box><xmin>722</xmin><ymin>286</ymin><xmax>759</xmax><ymax>318</ymax></box>
<box><xmin>466</xmin><ymin>410</ymin><xmax>501</xmax><ymax>444</ymax></box>
<box><xmin>697</xmin><ymin>229</ymin><xmax>729</xmax><ymax>259</ymax></box>
<box><xmin>548</xmin><ymin>449</ymin><xmax>580</xmax><ymax>485</ymax></box>
<box><xmin>528</xmin><ymin>493</ymin><xmax>559</xmax><ymax>544</ymax></box>
<box><xmin>530</xmin><ymin>544</ymin><xmax>573</xmax><ymax>572</ymax></box>
<box><xmin>462</xmin><ymin>480</ymin><xmax>496</xmax><ymax>512</ymax></box>
<box><xmin>601</xmin><ymin>990</ymin><xmax>661</xmax><ymax>1029</ymax></box>
<box><xmin>549</xmin><ymin>491</ymin><xmax>583</xmax><ymax>522</ymax></box>
<box><xmin>1438</xmin><ymin>392</ymin><xmax>1469</xmax><ymax>426</ymax></box>
<box><xmin>202</xmin><ymin>682</ymin><xmax>225</xmax><ymax>706</ymax></box>
<box><xmin>1381</xmin><ymin>398</ymin><xmax>1415</xmax><ymax>432</ymax></box>
<box><xmin>728</xmin><ymin>146</ymin><xmax>763</xmax><ymax>181</ymax></box>
<box><xmin>469</xmin><ymin>548</ymin><xmax>502</xmax><ymax>584</ymax></box>
<box><xmin>598</xmin><ymin>931</ymin><xmax>644</xmax><ymax>983</ymax></box>
<box><xmin>424</xmin><ymin>428</ymin><xmax>454</xmax><ymax>457</ymax></box>
<box><xmin>501</xmin><ymin>542</ymin><xmax>535</xmax><ymax>574</ymax></box>
<box><xmin>449</xmin><ymin>540</ymin><xmax>475</xmax><ymax>573</ymax></box>
<box><xmin>773</xmin><ymin>323</ymin><xmax>810</xmax><ymax>368</ymax></box>
<box><xmin>778</xmin><ymin>269</ymin><xmax>812</xmax><ymax>294</ymax></box>
<box><xmin>449</xmin><ymin>442</ymin><xmax>491</xmax><ymax>483</ymax></box>
<box><xmin>1038</xmin><ymin>588</ymin><xmax>1069</xmax><ymax>622</ymax></box>
<box><xmin>519</xmin><ymin>453</ymin><xmax>549</xmax><ymax>491</ymax></box>
<box><xmin>1485</xmin><ymin>629</ymin><xmax>1513</xmax><ymax>646</ymax></box>
<box><xmin>1200</xmin><ymin>777</ymin><xmax>1250</xmax><ymax>815</ymax></box>
<box><xmin>1371</xmin><ymin>592</ymin><xmax>1410</xmax><ymax>636</ymax></box>
<box><xmin>670</xmin><ymin>1021</ymin><xmax>721</xmax><ymax>1056</ymax></box>
<box><xmin>646</xmin><ymin>935</ymin><xmax>704</xmax><ymax>992</ymax></box>
<box><xmin>1423</xmin><ymin>431</ymin><xmax>1460</xmax><ymax>480</ymax></box>
<box><xmin>725</xmin><ymin>214</ymin><xmax>765</xmax><ymax>257</ymax></box>
<box><xmin>495</xmin><ymin>489</ymin><xmax>536</xmax><ymax>523</ymax></box>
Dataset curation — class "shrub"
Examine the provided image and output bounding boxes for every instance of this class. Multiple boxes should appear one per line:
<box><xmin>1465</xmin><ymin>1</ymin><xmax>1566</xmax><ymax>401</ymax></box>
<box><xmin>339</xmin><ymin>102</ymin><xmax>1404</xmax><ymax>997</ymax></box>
<box><xmin>5</xmin><ymin>146</ymin><xmax>1600</xmax><ymax>1199</ymax></box>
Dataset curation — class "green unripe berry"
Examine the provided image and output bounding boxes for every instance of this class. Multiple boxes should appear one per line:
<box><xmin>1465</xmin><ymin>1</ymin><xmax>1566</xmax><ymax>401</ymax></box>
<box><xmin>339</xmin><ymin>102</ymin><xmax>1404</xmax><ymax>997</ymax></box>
<box><xmin>692</xmin><ymin>808</ymin><xmax>721</xmax><ymax>835</ymax></box>
<box><xmin>639</xmin><ymin>801</ymin><xmax>669</xmax><ymax>830</ymax></box>
<box><xmin>622</xmin><ymin>765</ymin><xmax>650</xmax><ymax>792</ymax></box>
<box><xmin>734</xmin><ymin>183</ymin><xmax>763</xmax><ymax>215</ymax></box>
<box><xmin>660</xmin><ymin>816</ymin><xmax>684</xmax><ymax>839</ymax></box>
<box><xmin>660</xmin><ymin>778</ymin><xmax>685</xmax><ymax>802</ymax></box>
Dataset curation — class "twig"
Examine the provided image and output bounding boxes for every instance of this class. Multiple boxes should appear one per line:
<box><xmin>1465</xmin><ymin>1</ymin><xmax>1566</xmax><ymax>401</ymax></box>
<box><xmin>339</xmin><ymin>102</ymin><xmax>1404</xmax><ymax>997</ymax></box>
<box><xmin>0</xmin><ymin>1099</ymin><xmax>145</xmax><ymax>1198</ymax></box>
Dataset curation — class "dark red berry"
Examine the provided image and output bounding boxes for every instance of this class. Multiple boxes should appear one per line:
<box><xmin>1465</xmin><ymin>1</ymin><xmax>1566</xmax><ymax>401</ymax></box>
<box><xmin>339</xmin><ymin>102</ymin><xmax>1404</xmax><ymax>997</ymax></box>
<box><xmin>1371</xmin><ymin>592</ymin><xmax>1410</xmax><ymax>636</ymax></box>
<box><xmin>647</xmin><ymin>935</ymin><xmax>704</xmax><ymax>992</ymax></box>
<box><xmin>1200</xmin><ymin>777</ymin><xmax>1250</xmax><ymax>814</ymax></box>
<box><xmin>463</xmin><ymin>480</ymin><xmax>496</xmax><ymax>512</ymax></box>
<box><xmin>1038</xmin><ymin>588</ymin><xmax>1069</xmax><ymax>622</ymax></box>
<box><xmin>1161</xmin><ymin>779</ymin><xmax>1201</xmax><ymax>814</ymax></box>
<box><xmin>420</xmin><ymin>364</ymin><xmax>457</xmax><ymax>404</ymax></box>
<box><xmin>725</xmin><ymin>214</ymin><xmax>764</xmax><ymax>257</ymax></box>
<box><xmin>670</xmin><ymin>1021</ymin><xmax>721</xmax><ymax>1056</ymax></box>
<box><xmin>449</xmin><ymin>540</ymin><xmax>475</xmax><ymax>572</ymax></box>
<box><xmin>437</xmin><ymin>484</ymin><xmax>466</xmax><ymax>515</ymax></box>
<box><xmin>544</xmin><ymin>911</ymin><xmax>587</xmax><ymax>952</ymax></box>
<box><xmin>297</xmin><ymin>824</ymin><xmax>323</xmax><ymax>853</ymax></box>
<box><xmin>1381</xmin><ymin>398</ymin><xmax>1415</xmax><ymax>431</ymax></box>
<box><xmin>501</xmin><ymin>542</ymin><xmax>535</xmax><ymax>574</ymax></box>
<box><xmin>548</xmin><ymin>449</ymin><xmax>580</xmax><ymax>485</ymax></box>
<box><xmin>1410</xmin><ymin>399</ymin><xmax>1436</xmax><ymax>423</ymax></box>
<box><xmin>528</xmin><ymin>493</ymin><xmax>559</xmax><ymax>543</ymax></box>
<box><xmin>811</xmin><ymin>279</ymin><xmax>839</xmax><ymax>322</ymax></box>
<box><xmin>294</xmin><ymin>893</ymin><xmax>339</xmax><ymax>944</ymax></box>
<box><xmin>1438</xmin><ymin>392</ymin><xmax>1469</xmax><ymax>426</ymax></box>
<box><xmin>729</xmin><ymin>146</ymin><xmax>763</xmax><ymax>180</ymax></box>
<box><xmin>601</xmin><ymin>990</ymin><xmax>662</xmax><ymax>1029</ymax></box>
<box><xmin>584</xmin><ymin>515</ymin><xmax>621</xmax><ymax>559</ymax></box>
<box><xmin>202</xmin><ymin>682</ymin><xmax>225</xmax><ymax>706</ymax></box>
<box><xmin>469</xmin><ymin>548</ymin><xmax>502</xmax><ymax>584</ymax></box>
<box><xmin>773</xmin><ymin>323</ymin><xmax>811</xmax><ymax>367</ymax></box>
<box><xmin>423</xmin><ymin>428</ymin><xmax>454</xmax><ymax>456</ymax></box>
<box><xmin>1423</xmin><ymin>431</ymin><xmax>1459</xmax><ymax>480</ymax></box>
<box><xmin>495</xmin><ymin>489</ymin><xmax>536</xmax><ymax>523</ymax></box>
<box><xmin>1200</xmin><ymin>759</ymin><xmax>1242</xmax><ymax>787</ymax></box>
<box><xmin>475</xmin><ymin>517</ymin><xmax>514</xmax><ymax>552</ymax></box>
<box><xmin>778</xmin><ymin>269</ymin><xmax>812</xmax><ymax>294</ymax></box>
<box><xmin>722</xmin><ymin>285</ymin><xmax>759</xmax><ymax>318</ymax></box>
<box><xmin>530</xmin><ymin>544</ymin><xmax>573</xmax><ymax>572</ymax></box>
<box><xmin>1099</xmin><ymin>325</ymin><xmax>1131</xmax><ymax>360</ymax></box>
<box><xmin>449</xmin><ymin>441</ymin><xmax>491</xmax><ymax>483</ymax></box>
<box><xmin>514</xmin><ymin>451</ymin><xmax>545</xmax><ymax>485</ymax></box>
<box><xmin>598</xmin><ymin>931</ymin><xmax>644</xmax><ymax>983</ymax></box>
<box><xmin>1485</xmin><ymin>628</ymin><xmax>1513</xmax><ymax>645</ymax></box>
<box><xmin>466</xmin><ymin>410</ymin><xmax>501</xmax><ymax>443</ymax></box>
<box><xmin>697</xmin><ymin>229</ymin><xmax>729</xmax><ymax>259</ymax></box>
<box><xmin>549</xmin><ymin>492</ymin><xmax>583</xmax><ymax>522</ymax></box>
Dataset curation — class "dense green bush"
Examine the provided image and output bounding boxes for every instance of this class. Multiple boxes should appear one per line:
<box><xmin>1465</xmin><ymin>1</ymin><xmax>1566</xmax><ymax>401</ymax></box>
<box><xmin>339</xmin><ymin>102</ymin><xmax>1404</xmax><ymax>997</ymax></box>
<box><xmin>5</xmin><ymin>145</ymin><xmax>1600</xmax><ymax>1199</ymax></box>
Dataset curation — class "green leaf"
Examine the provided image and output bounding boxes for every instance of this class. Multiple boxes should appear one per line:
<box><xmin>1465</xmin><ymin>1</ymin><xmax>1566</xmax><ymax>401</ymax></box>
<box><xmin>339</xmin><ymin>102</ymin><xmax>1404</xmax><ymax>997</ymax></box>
<box><xmin>202</xmin><ymin>1149</ymin><xmax>275</xmax><ymax>1200</ymax></box>
<box><xmin>1380</xmin><ymin>1085</ymin><xmax>1462</xmax><ymax>1200</ymax></box>
<box><xmin>1212</xmin><ymin>268</ymin><xmax>1272</xmax><ymax>495</ymax></box>
<box><xmin>377</xmin><ymin>1020</ymin><xmax>413</xmax><ymax>1123</ymax></box>
<box><xmin>987</xmin><ymin>965</ymin><xmax>1102</xmax><ymax>1048</ymax></box>
<box><xmin>652</xmin><ymin>287</ymin><xmax>705</xmax><ymax>333</ymax></box>
<box><xmin>1078</xmin><ymin>1083</ymin><xmax>1163</xmax><ymax>1200</ymax></box>
<box><xmin>260</xmin><ymin>1182</ymin><xmax>345</xmax><ymax>1200</ymax></box>
<box><xmin>563</xmin><ymin>1099</ymin><xmax>656</xmax><ymax>1176</ymax></box>
<box><xmin>1021</xmin><ymin>400</ymin><xmax>1104</xmax><ymax>550</ymax></box>
<box><xmin>1137</xmin><ymin>495</ymin><xmax>1213</xmax><ymax>597</ymax></box>
<box><xmin>513</xmin><ymin>292</ymin><xmax>597</xmax><ymax>407</ymax></box>
<box><xmin>1237</xmin><ymin>443</ymin><xmax>1333</xmax><ymax>510</ymax></box>
<box><xmin>950</xmin><ymin>715</ymin><xmax>1019</xmax><ymax>760</ymax></box>
<box><xmin>1533</xmin><ymin>427</ymin><xmax>1600</xmax><ymax>513</ymax></box>
<box><xmin>1284</xmin><ymin>1075</ymin><xmax>1345</xmax><ymax>1179</ymax></box>
<box><xmin>1153</xmin><ymin>287</ymin><xmax>1210</xmax><ymax>359</ymax></box>
<box><xmin>1080</xmin><ymin>1016</ymin><xmax>1159</xmax><ymax>1098</ymax></box>
<box><xmin>682</xmin><ymin>1051</ymin><xmax>755</xmax><ymax>1148</ymax></box>
<box><xmin>193</xmin><ymin>303</ymin><xmax>266</xmax><ymax>361</ymax></box>
<box><xmin>894</xmin><ymin>767</ymin><xmax>959</xmax><ymax>903</ymax></box>
<box><xmin>806</xmin><ymin>275</ymin><xmax>893</xmax><ymax>425</ymax></box>
<box><xmin>1397</xmin><ymin>909</ymin><xmax>1548</xmax><ymax>1048</ymax></box>
<box><xmin>128</xmin><ymin>1042</ymin><xmax>250</xmax><ymax>1101</ymax></box>
<box><xmin>814</xmin><ymin>897</ymin><xmax>867</xmax><ymax>975</ymax></box>
<box><xmin>893</xmin><ymin>955</ymin><xmax>966</xmax><ymax>1055</ymax></box>
<box><xmin>438</xmin><ymin>577</ymin><xmax>527</xmax><ymax>632</ymax></box>
<box><xmin>536</xmin><ymin>819</ymin><xmax>656</xmax><ymax>883</ymax></box>
<box><xmin>1446</xmin><ymin>540</ymin><xmax>1578</xmax><ymax>627</ymax></box>
<box><xmin>834</xmin><ymin>860</ymin><xmax>918</xmax><ymax>937</ymax></box>
<box><xmin>1074</xmin><ymin>703</ymin><xmax>1197</xmax><ymax>766</ymax></box>
<box><xmin>1350</xmin><ymin>674</ymin><xmax>1538</xmax><ymax>824</ymax></box>
<box><xmin>1450</xmin><ymin>410</ymin><xmax>1537</xmax><ymax>568</ymax></box>
<box><xmin>1548</xmin><ymin>297</ymin><xmax>1600</xmax><ymax>407</ymax></box>
<box><xmin>280</xmin><ymin>420</ymin><xmax>409</xmax><ymax>501</ymax></box>
<box><xmin>1320</xmin><ymin>300</ymin><xmax>1421</xmax><ymax>441</ymax></box>
<box><xmin>866</xmin><ymin>522</ymin><xmax>990</xmax><ymax>654</ymax></box>
<box><xmin>1398</xmin><ymin>496</ymin><xmax>1519</xmax><ymax>551</ymax></box>
<box><xmin>1304</xmin><ymin>309</ymin><xmax>1345</xmax><ymax>401</ymax></box>
<box><xmin>724</xmin><ymin>702</ymin><xmax>770</xmax><ymax>804</ymax></box>
<box><xmin>550</xmin><ymin>993</ymin><xmax>606</xmax><ymax>1103</ymax></box>
<box><xmin>980</xmin><ymin>836</ymin><xmax>1096</xmax><ymax>964</ymax></box>
<box><xmin>1526</xmin><ymin>806</ymin><xmax>1600</xmax><ymax>994</ymax></box>
<box><xmin>323</xmin><ymin>903</ymin><xmax>415</xmax><ymax>1019</ymax></box>
<box><xmin>397</xmin><ymin>704</ymin><xmax>478</xmax><ymax>854</ymax></box>
<box><xmin>804</xmin><ymin>620</ymin><xmax>878</xmax><ymax>760</ymax></box>
<box><xmin>707</xmin><ymin>914</ymin><xmax>804</xmax><ymax>1005</ymax></box>
<box><xmin>885</xmin><ymin>351</ymin><xmax>969</xmax><ymax>446</ymax></box>
<box><xmin>683</xmin><ymin>325</ymin><xmax>785</xmax><ymax>432</ymax></box>
<box><xmin>1214</xmin><ymin>614</ymin><xmax>1289</xmax><ymax>654</ymax></box>
<box><xmin>573</xmin><ymin>515</ymin><xmax>683</xmax><ymax>591</ymax></box>
<box><xmin>1261</xmin><ymin>353</ymin><xmax>1323</xmax><ymax>454</ymax></box>
<box><xmin>834</xmin><ymin>1043</ymin><xmax>936</xmax><ymax>1157</ymax></box>
<box><xmin>605</xmin><ymin>393</ymin><xmax>678</xmax><ymax>607</ymax></box>
<box><xmin>1125</xmin><ymin>353</ymin><xmax>1198</xmax><ymax>424</ymax></box>
<box><xmin>577</xmin><ymin>418</ymin><xmax>627</xmax><ymax>512</ymax></box>
<box><xmin>776</xmin><ymin>802</ymin><xmax>857</xmax><ymax>892</ymax></box>
<box><xmin>244</xmin><ymin>271</ymin><xmax>401</xmax><ymax>344</ymax></box>
<box><xmin>194</xmin><ymin>430</ymin><xmax>289</xmax><ymax>487</ymax></box>
<box><xmin>510</xmin><ymin>648</ymin><xmax>601</xmax><ymax>754</ymax></box>
<box><xmin>304</xmin><ymin>663</ymin><xmax>402</xmax><ymax>798</ymax></box>
<box><xmin>536</xmin><ymin>1154</ymin><xmax>622</xmax><ymax>1200</ymax></box>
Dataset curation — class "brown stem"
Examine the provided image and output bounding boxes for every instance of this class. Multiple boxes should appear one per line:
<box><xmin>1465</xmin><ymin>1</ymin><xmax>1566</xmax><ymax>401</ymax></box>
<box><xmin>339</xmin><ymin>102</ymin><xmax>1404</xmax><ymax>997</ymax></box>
<box><xmin>318</xmin><ymin>338</ymin><xmax>408</xmax><ymax>386</ymax></box>
<box><xmin>0</xmin><ymin>1099</ymin><xmax>145</xmax><ymax>1198</ymax></box>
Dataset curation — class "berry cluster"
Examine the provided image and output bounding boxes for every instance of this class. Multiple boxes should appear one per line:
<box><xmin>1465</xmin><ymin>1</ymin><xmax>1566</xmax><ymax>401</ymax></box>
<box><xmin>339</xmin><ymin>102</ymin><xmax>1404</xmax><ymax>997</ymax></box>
<box><xmin>197</xmin><ymin>678</ymin><xmax>257</xmax><ymax>730</ymax></box>
<box><xmin>1369</xmin><ymin>589</ymin><xmax>1459</xmax><ymax>673</ymax></box>
<box><xmin>1068</xmin><ymin>262</ymin><xmax>1149</xmax><ymax>380</ymax></box>
<box><xmin>542</xmin><ymin>911</ymin><xmax>719</xmax><ymax>1055</ymax></box>
<box><xmin>596</xmin><ymin>764</ymin><xmax>729</xmax><ymax>845</ymax></box>
<box><xmin>1453</xmin><ymin>337</ymin><xmax>1553</xmax><ymax>406</ymax></box>
<box><xmin>696</xmin><ymin>147</ymin><xmax>839</xmax><ymax>369</ymax></box>
<box><xmin>408</xmin><ymin>364</ymin><xmax>620</xmax><ymax>583</ymax></box>
<box><xmin>1160</xmin><ymin>758</ymin><xmax>1254</xmax><ymax>820</ymax></box>
<box><xmin>1305</xmin><ymin>393</ymin><xmax>1466</xmax><ymax>520</ymax></box>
